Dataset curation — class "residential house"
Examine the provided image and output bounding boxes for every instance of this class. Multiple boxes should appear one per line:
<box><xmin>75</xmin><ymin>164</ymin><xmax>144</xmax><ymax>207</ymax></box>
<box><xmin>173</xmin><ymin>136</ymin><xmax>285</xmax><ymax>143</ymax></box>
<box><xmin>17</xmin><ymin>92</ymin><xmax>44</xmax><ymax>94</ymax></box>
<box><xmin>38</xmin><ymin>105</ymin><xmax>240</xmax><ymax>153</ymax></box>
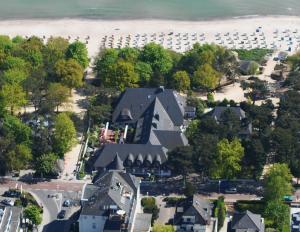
<box><xmin>78</xmin><ymin>163</ymin><xmax>151</xmax><ymax>232</ymax></box>
<box><xmin>174</xmin><ymin>195</ymin><xmax>213</xmax><ymax>232</ymax></box>
<box><xmin>0</xmin><ymin>205</ymin><xmax>22</xmax><ymax>232</ymax></box>
<box><xmin>209</xmin><ymin>106</ymin><xmax>252</xmax><ymax>138</ymax></box>
<box><xmin>230</xmin><ymin>210</ymin><xmax>265</xmax><ymax>232</ymax></box>
<box><xmin>93</xmin><ymin>87</ymin><xmax>193</xmax><ymax>176</ymax></box>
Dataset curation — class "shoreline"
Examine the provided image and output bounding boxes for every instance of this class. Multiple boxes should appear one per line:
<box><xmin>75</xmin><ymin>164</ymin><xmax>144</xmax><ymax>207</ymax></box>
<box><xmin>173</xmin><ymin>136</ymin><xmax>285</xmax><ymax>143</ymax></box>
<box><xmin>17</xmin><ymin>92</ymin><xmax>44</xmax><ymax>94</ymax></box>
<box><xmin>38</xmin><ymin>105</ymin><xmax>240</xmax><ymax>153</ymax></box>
<box><xmin>0</xmin><ymin>14</ymin><xmax>299</xmax><ymax>23</ymax></box>
<box><xmin>0</xmin><ymin>16</ymin><xmax>300</xmax><ymax>57</ymax></box>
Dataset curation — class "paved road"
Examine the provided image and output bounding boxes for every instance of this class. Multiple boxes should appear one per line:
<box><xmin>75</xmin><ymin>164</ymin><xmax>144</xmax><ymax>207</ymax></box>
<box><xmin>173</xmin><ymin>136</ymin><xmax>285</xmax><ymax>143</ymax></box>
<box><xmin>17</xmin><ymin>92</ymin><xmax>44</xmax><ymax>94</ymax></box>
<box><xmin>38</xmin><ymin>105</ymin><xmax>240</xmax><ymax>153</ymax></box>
<box><xmin>0</xmin><ymin>179</ymin><xmax>84</xmax><ymax>192</ymax></box>
<box><xmin>0</xmin><ymin>179</ymin><xmax>83</xmax><ymax>232</ymax></box>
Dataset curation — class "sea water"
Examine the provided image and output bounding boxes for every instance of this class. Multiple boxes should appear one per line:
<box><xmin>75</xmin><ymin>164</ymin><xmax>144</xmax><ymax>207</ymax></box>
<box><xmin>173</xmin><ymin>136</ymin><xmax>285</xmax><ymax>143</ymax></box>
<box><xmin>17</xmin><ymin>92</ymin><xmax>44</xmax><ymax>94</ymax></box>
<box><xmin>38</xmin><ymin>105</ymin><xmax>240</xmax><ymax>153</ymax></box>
<box><xmin>0</xmin><ymin>0</ymin><xmax>299</xmax><ymax>20</ymax></box>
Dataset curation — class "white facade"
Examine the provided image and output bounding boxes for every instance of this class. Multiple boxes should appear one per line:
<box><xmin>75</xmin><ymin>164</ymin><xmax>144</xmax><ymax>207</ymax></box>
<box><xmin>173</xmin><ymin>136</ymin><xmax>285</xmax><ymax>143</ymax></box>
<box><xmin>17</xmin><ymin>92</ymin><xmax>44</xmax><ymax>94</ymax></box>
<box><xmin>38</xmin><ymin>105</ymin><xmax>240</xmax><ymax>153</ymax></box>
<box><xmin>78</xmin><ymin>214</ymin><xmax>107</xmax><ymax>232</ymax></box>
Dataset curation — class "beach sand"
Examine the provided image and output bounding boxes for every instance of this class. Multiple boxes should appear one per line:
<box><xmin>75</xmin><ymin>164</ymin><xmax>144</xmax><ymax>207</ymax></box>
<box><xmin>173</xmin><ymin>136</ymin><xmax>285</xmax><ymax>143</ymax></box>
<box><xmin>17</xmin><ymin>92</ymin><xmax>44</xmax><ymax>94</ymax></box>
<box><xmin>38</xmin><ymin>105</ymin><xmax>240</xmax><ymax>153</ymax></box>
<box><xmin>1</xmin><ymin>16</ymin><xmax>300</xmax><ymax>58</ymax></box>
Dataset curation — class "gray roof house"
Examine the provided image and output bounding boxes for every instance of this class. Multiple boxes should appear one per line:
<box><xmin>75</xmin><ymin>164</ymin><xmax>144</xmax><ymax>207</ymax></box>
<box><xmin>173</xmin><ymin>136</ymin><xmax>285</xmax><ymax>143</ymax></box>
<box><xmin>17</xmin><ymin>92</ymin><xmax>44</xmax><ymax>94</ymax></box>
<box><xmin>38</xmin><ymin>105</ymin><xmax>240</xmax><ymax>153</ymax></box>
<box><xmin>79</xmin><ymin>168</ymin><xmax>151</xmax><ymax>232</ymax></box>
<box><xmin>230</xmin><ymin>210</ymin><xmax>265</xmax><ymax>232</ymax></box>
<box><xmin>174</xmin><ymin>195</ymin><xmax>213</xmax><ymax>232</ymax></box>
<box><xmin>94</xmin><ymin>87</ymin><xmax>191</xmax><ymax>176</ymax></box>
<box><xmin>209</xmin><ymin>106</ymin><xmax>252</xmax><ymax>137</ymax></box>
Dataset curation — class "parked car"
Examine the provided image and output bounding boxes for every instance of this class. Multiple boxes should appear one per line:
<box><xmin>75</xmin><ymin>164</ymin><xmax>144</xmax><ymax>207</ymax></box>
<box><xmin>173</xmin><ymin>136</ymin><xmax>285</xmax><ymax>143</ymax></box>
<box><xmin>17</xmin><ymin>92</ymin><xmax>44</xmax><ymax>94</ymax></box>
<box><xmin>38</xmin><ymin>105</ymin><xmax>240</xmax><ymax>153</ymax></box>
<box><xmin>63</xmin><ymin>200</ymin><xmax>71</xmax><ymax>207</ymax></box>
<box><xmin>225</xmin><ymin>187</ymin><xmax>237</xmax><ymax>194</ymax></box>
<box><xmin>1</xmin><ymin>199</ymin><xmax>14</xmax><ymax>206</ymax></box>
<box><xmin>57</xmin><ymin>210</ymin><xmax>66</xmax><ymax>219</ymax></box>
<box><xmin>3</xmin><ymin>190</ymin><xmax>21</xmax><ymax>198</ymax></box>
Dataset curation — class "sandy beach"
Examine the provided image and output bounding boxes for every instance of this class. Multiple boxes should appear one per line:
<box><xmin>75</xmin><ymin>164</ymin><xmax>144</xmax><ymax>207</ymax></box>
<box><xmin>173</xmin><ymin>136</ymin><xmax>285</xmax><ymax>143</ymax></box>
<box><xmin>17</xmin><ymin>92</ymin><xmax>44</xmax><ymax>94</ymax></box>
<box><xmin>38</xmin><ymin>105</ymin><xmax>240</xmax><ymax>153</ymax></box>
<box><xmin>0</xmin><ymin>16</ymin><xmax>300</xmax><ymax>58</ymax></box>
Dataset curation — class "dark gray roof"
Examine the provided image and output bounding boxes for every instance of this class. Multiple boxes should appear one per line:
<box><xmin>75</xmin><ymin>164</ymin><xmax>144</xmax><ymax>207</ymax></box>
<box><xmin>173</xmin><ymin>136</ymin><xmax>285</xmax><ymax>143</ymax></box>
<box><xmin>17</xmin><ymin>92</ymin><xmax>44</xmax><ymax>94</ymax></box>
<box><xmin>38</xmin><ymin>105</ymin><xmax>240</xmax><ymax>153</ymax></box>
<box><xmin>81</xmin><ymin>171</ymin><xmax>139</xmax><ymax>217</ymax></box>
<box><xmin>231</xmin><ymin>210</ymin><xmax>264</xmax><ymax>232</ymax></box>
<box><xmin>211</xmin><ymin>106</ymin><xmax>246</xmax><ymax>122</ymax></box>
<box><xmin>112</xmin><ymin>88</ymin><xmax>185</xmax><ymax>126</ymax></box>
<box><xmin>174</xmin><ymin>195</ymin><xmax>212</xmax><ymax>225</ymax></box>
<box><xmin>94</xmin><ymin>144</ymin><xmax>168</xmax><ymax>169</ymax></box>
<box><xmin>107</xmin><ymin>153</ymin><xmax>124</xmax><ymax>171</ymax></box>
<box><xmin>152</xmin><ymin>130</ymin><xmax>188</xmax><ymax>150</ymax></box>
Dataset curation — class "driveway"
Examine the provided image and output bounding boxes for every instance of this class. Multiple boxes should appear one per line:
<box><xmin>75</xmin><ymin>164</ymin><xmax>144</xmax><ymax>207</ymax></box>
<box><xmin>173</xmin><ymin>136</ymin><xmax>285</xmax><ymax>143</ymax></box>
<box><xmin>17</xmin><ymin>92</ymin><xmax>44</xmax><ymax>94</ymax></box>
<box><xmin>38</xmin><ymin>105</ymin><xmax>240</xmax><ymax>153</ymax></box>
<box><xmin>155</xmin><ymin>196</ymin><xmax>175</xmax><ymax>225</ymax></box>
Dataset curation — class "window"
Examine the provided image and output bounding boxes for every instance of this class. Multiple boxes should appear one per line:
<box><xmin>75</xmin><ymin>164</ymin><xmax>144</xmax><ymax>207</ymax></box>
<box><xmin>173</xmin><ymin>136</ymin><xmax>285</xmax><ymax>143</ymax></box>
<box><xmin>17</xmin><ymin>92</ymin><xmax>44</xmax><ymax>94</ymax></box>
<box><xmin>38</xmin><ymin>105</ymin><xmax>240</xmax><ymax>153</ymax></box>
<box><xmin>92</xmin><ymin>216</ymin><xmax>95</xmax><ymax>219</ymax></box>
<box><xmin>186</xmin><ymin>218</ymin><xmax>191</xmax><ymax>222</ymax></box>
<box><xmin>92</xmin><ymin>223</ymin><xmax>96</xmax><ymax>229</ymax></box>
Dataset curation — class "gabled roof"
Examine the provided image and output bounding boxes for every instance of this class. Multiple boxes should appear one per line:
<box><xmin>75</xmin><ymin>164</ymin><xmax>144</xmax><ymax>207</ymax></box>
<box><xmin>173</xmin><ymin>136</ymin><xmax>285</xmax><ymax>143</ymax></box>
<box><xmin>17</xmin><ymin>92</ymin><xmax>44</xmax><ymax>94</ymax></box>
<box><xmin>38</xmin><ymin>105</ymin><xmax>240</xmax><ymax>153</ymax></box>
<box><xmin>231</xmin><ymin>210</ymin><xmax>264</xmax><ymax>231</ymax></box>
<box><xmin>210</xmin><ymin>106</ymin><xmax>246</xmax><ymax>122</ymax></box>
<box><xmin>94</xmin><ymin>144</ymin><xmax>168</xmax><ymax>169</ymax></box>
<box><xmin>107</xmin><ymin>153</ymin><xmax>124</xmax><ymax>171</ymax></box>
<box><xmin>174</xmin><ymin>195</ymin><xmax>212</xmax><ymax>225</ymax></box>
<box><xmin>151</xmin><ymin>130</ymin><xmax>188</xmax><ymax>150</ymax></box>
<box><xmin>81</xmin><ymin>171</ymin><xmax>139</xmax><ymax>217</ymax></box>
<box><xmin>112</xmin><ymin>87</ymin><xmax>185</xmax><ymax>126</ymax></box>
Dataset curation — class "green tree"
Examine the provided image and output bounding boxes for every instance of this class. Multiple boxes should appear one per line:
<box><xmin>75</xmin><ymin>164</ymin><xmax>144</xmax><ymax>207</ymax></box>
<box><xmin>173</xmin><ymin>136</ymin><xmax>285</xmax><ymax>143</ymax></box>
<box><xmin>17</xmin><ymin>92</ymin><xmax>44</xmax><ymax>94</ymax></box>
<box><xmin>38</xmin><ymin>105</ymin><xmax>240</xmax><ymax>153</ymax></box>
<box><xmin>2</xmin><ymin>114</ymin><xmax>31</xmax><ymax>144</ymax></box>
<box><xmin>24</xmin><ymin>205</ymin><xmax>42</xmax><ymax>225</ymax></box>
<box><xmin>1</xmin><ymin>83</ymin><xmax>27</xmax><ymax>115</ymax></box>
<box><xmin>1</xmin><ymin>56</ymin><xmax>28</xmax><ymax>72</ymax></box>
<box><xmin>55</xmin><ymin>59</ymin><xmax>84</xmax><ymax>90</ymax></box>
<box><xmin>141</xmin><ymin>197</ymin><xmax>159</xmax><ymax>224</ymax></box>
<box><xmin>167</xmin><ymin>146</ymin><xmax>194</xmax><ymax>175</ymax></box>
<box><xmin>113</xmin><ymin>60</ymin><xmax>139</xmax><ymax>90</ymax></box>
<box><xmin>5</xmin><ymin>144</ymin><xmax>32</xmax><ymax>172</ymax></box>
<box><xmin>183</xmin><ymin>182</ymin><xmax>196</xmax><ymax>198</ymax></box>
<box><xmin>153</xmin><ymin>224</ymin><xmax>175</xmax><ymax>232</ymax></box>
<box><xmin>94</xmin><ymin>48</ymin><xmax>119</xmax><ymax>86</ymax></box>
<box><xmin>53</xmin><ymin>113</ymin><xmax>76</xmax><ymax>156</ymax></box>
<box><xmin>44</xmin><ymin>83</ymin><xmax>70</xmax><ymax>112</ymax></box>
<box><xmin>2</xmin><ymin>68</ymin><xmax>28</xmax><ymax>84</ymax></box>
<box><xmin>264</xmin><ymin>200</ymin><xmax>290</xmax><ymax>232</ymax></box>
<box><xmin>214</xmin><ymin>196</ymin><xmax>226</xmax><ymax>230</ymax></box>
<box><xmin>44</xmin><ymin>36</ymin><xmax>69</xmax><ymax>76</ymax></box>
<box><xmin>135</xmin><ymin>61</ymin><xmax>153</xmax><ymax>86</ymax></box>
<box><xmin>264</xmin><ymin>163</ymin><xmax>292</xmax><ymax>202</ymax></box>
<box><xmin>241</xmin><ymin>77</ymin><xmax>270</xmax><ymax>104</ymax></box>
<box><xmin>170</xmin><ymin>70</ymin><xmax>190</xmax><ymax>91</ymax></box>
<box><xmin>0</xmin><ymin>35</ymin><xmax>13</xmax><ymax>53</ymax></box>
<box><xmin>192</xmin><ymin>64</ymin><xmax>221</xmax><ymax>91</ymax></box>
<box><xmin>19</xmin><ymin>36</ymin><xmax>44</xmax><ymax>68</ymax></box>
<box><xmin>35</xmin><ymin>153</ymin><xmax>58</xmax><ymax>176</ymax></box>
<box><xmin>212</xmin><ymin>138</ymin><xmax>244</xmax><ymax>179</ymax></box>
<box><xmin>66</xmin><ymin>41</ymin><xmax>89</xmax><ymax>69</ymax></box>
<box><xmin>140</xmin><ymin>42</ymin><xmax>173</xmax><ymax>75</ymax></box>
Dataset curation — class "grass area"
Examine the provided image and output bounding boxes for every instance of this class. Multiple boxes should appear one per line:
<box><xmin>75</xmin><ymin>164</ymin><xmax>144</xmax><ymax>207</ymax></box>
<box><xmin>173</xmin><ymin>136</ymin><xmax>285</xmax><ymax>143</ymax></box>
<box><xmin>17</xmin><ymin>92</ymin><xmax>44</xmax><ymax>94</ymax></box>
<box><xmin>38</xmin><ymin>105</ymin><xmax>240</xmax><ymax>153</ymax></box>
<box><xmin>234</xmin><ymin>200</ymin><xmax>265</xmax><ymax>215</ymax></box>
<box><xmin>234</xmin><ymin>48</ymin><xmax>272</xmax><ymax>64</ymax></box>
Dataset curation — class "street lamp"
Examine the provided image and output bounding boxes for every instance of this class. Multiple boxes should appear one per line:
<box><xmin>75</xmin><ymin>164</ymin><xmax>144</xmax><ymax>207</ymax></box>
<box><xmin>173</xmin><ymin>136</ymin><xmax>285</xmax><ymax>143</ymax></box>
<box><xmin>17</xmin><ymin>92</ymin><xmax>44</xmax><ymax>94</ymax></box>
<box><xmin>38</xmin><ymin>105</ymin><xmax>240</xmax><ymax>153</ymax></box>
<box><xmin>218</xmin><ymin>180</ymin><xmax>221</xmax><ymax>194</ymax></box>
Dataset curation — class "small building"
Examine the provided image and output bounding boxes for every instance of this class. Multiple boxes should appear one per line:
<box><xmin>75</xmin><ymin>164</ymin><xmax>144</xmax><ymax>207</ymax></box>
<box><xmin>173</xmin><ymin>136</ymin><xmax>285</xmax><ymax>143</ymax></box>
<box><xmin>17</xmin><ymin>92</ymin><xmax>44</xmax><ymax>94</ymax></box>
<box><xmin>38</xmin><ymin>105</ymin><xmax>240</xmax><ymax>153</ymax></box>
<box><xmin>174</xmin><ymin>195</ymin><xmax>213</xmax><ymax>232</ymax></box>
<box><xmin>230</xmin><ymin>210</ymin><xmax>265</xmax><ymax>232</ymax></box>
<box><xmin>239</xmin><ymin>60</ymin><xmax>259</xmax><ymax>75</ymax></box>
<box><xmin>209</xmin><ymin>106</ymin><xmax>252</xmax><ymax>138</ymax></box>
<box><xmin>0</xmin><ymin>205</ymin><xmax>22</xmax><ymax>232</ymax></box>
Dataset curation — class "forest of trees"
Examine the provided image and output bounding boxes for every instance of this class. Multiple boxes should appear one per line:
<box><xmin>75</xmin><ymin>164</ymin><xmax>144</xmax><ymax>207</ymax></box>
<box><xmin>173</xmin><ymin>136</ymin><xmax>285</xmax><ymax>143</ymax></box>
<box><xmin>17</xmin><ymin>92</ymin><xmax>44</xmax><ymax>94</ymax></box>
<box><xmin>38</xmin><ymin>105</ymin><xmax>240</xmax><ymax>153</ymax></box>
<box><xmin>93</xmin><ymin>42</ymin><xmax>239</xmax><ymax>92</ymax></box>
<box><xmin>0</xmin><ymin>35</ymin><xmax>88</xmax><ymax>176</ymax></box>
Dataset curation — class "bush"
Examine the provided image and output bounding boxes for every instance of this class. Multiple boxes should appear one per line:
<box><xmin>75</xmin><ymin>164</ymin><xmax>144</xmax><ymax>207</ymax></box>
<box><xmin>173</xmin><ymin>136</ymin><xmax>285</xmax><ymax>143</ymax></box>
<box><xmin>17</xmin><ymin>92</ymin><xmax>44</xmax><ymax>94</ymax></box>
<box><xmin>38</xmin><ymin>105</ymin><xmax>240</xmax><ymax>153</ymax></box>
<box><xmin>235</xmin><ymin>200</ymin><xmax>265</xmax><ymax>215</ymax></box>
<box><xmin>141</xmin><ymin>197</ymin><xmax>159</xmax><ymax>224</ymax></box>
<box><xmin>141</xmin><ymin>197</ymin><xmax>156</xmax><ymax>207</ymax></box>
<box><xmin>214</xmin><ymin>196</ymin><xmax>226</xmax><ymax>231</ymax></box>
<box><xmin>234</xmin><ymin>49</ymin><xmax>272</xmax><ymax>64</ymax></box>
<box><xmin>163</xmin><ymin>197</ymin><xmax>183</xmax><ymax>207</ymax></box>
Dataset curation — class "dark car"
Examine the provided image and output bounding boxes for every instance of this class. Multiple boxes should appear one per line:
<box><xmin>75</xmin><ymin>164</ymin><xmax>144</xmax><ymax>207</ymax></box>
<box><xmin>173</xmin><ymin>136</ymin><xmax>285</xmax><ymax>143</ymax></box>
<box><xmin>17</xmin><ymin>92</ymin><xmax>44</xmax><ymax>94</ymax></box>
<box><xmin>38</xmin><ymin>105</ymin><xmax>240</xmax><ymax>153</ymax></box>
<box><xmin>1</xmin><ymin>199</ymin><xmax>14</xmax><ymax>206</ymax></box>
<box><xmin>57</xmin><ymin>210</ymin><xmax>66</xmax><ymax>219</ymax></box>
<box><xmin>3</xmin><ymin>190</ymin><xmax>21</xmax><ymax>198</ymax></box>
<box><xmin>63</xmin><ymin>200</ymin><xmax>71</xmax><ymax>207</ymax></box>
